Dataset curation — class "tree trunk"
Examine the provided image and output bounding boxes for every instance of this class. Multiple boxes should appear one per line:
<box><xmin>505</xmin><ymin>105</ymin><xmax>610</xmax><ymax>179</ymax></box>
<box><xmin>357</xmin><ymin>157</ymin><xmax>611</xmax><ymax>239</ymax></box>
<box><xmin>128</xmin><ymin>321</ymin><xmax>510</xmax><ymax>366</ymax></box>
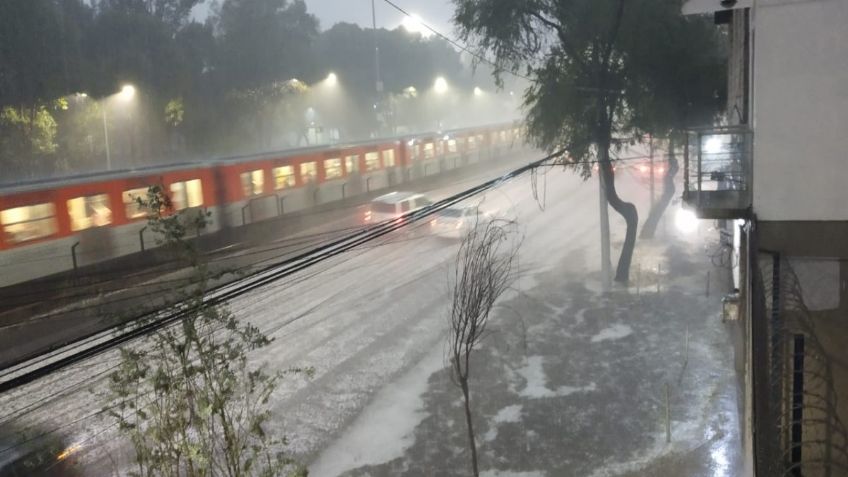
<box><xmin>599</xmin><ymin>148</ymin><xmax>638</xmax><ymax>284</ymax></box>
<box><xmin>640</xmin><ymin>138</ymin><xmax>679</xmax><ymax>239</ymax></box>
<box><xmin>460</xmin><ymin>378</ymin><xmax>480</xmax><ymax>477</ymax></box>
<box><xmin>599</xmin><ymin>172</ymin><xmax>613</xmax><ymax>290</ymax></box>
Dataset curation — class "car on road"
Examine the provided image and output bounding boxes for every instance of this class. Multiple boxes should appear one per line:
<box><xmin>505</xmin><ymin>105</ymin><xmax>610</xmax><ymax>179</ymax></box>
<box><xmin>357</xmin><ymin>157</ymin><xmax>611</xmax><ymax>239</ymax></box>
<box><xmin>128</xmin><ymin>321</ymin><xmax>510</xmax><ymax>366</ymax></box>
<box><xmin>429</xmin><ymin>204</ymin><xmax>490</xmax><ymax>239</ymax></box>
<box><xmin>364</xmin><ymin>191</ymin><xmax>433</xmax><ymax>224</ymax></box>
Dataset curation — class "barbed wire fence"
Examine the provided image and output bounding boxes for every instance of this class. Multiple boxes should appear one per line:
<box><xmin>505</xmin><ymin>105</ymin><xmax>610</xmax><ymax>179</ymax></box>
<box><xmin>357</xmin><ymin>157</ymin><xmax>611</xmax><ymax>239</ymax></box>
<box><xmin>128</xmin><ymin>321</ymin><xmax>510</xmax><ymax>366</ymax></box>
<box><xmin>755</xmin><ymin>255</ymin><xmax>848</xmax><ymax>476</ymax></box>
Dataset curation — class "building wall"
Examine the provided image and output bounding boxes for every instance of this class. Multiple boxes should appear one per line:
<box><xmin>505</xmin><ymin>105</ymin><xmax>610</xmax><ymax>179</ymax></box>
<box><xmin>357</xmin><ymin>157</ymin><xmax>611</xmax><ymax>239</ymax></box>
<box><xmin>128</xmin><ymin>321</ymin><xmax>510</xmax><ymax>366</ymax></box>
<box><xmin>752</xmin><ymin>229</ymin><xmax>848</xmax><ymax>476</ymax></box>
<box><xmin>751</xmin><ymin>0</ymin><xmax>848</xmax><ymax>221</ymax></box>
<box><xmin>728</xmin><ymin>9</ymin><xmax>749</xmax><ymax>126</ymax></box>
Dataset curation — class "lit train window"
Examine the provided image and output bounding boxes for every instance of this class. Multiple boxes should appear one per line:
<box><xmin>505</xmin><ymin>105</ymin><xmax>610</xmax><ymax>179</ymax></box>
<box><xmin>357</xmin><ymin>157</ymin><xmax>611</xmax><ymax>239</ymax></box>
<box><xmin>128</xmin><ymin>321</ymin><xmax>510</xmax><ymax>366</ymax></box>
<box><xmin>467</xmin><ymin>136</ymin><xmax>476</xmax><ymax>149</ymax></box>
<box><xmin>324</xmin><ymin>158</ymin><xmax>343</xmax><ymax>179</ymax></box>
<box><xmin>67</xmin><ymin>194</ymin><xmax>112</xmax><ymax>231</ymax></box>
<box><xmin>240</xmin><ymin>169</ymin><xmax>264</xmax><ymax>197</ymax></box>
<box><xmin>345</xmin><ymin>155</ymin><xmax>359</xmax><ymax>174</ymax></box>
<box><xmin>122</xmin><ymin>187</ymin><xmax>149</xmax><ymax>219</ymax></box>
<box><xmin>300</xmin><ymin>162</ymin><xmax>317</xmax><ymax>183</ymax></box>
<box><xmin>273</xmin><ymin>166</ymin><xmax>295</xmax><ymax>189</ymax></box>
<box><xmin>423</xmin><ymin>143</ymin><xmax>434</xmax><ymax>159</ymax></box>
<box><xmin>447</xmin><ymin>139</ymin><xmax>457</xmax><ymax>153</ymax></box>
<box><xmin>364</xmin><ymin>152</ymin><xmax>380</xmax><ymax>171</ymax></box>
<box><xmin>1</xmin><ymin>203</ymin><xmax>57</xmax><ymax>244</ymax></box>
<box><xmin>382</xmin><ymin>150</ymin><xmax>395</xmax><ymax>167</ymax></box>
<box><xmin>170</xmin><ymin>179</ymin><xmax>203</xmax><ymax>210</ymax></box>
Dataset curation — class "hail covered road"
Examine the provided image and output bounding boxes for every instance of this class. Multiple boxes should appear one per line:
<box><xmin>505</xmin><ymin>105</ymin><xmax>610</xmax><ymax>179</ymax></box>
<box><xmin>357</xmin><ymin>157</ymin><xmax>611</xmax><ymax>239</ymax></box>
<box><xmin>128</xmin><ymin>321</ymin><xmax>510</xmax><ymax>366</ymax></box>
<box><xmin>1</xmin><ymin>147</ymin><xmax>739</xmax><ymax>476</ymax></box>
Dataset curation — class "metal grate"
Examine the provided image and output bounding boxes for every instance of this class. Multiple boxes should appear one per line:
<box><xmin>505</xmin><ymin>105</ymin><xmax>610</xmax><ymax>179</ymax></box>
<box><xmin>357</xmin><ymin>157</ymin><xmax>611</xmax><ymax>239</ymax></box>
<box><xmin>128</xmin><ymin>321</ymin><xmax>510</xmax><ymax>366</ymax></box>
<box><xmin>754</xmin><ymin>255</ymin><xmax>848</xmax><ymax>476</ymax></box>
<box><xmin>683</xmin><ymin>126</ymin><xmax>752</xmax><ymax>217</ymax></box>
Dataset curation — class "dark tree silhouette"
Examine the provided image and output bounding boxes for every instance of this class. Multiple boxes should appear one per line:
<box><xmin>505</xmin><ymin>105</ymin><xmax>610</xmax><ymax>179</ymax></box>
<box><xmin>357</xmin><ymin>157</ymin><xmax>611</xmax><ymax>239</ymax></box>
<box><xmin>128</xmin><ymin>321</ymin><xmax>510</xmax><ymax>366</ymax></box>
<box><xmin>453</xmin><ymin>0</ymin><xmax>725</xmax><ymax>282</ymax></box>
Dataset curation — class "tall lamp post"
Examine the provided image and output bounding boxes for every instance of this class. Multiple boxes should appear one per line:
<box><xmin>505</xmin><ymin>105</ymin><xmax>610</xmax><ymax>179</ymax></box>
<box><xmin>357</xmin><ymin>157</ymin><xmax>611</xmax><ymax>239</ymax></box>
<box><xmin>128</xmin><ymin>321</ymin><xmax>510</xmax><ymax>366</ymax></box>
<box><xmin>102</xmin><ymin>105</ymin><xmax>111</xmax><ymax>171</ymax></box>
<box><xmin>102</xmin><ymin>84</ymin><xmax>135</xmax><ymax>171</ymax></box>
<box><xmin>433</xmin><ymin>76</ymin><xmax>448</xmax><ymax>130</ymax></box>
<box><xmin>371</xmin><ymin>0</ymin><xmax>384</xmax><ymax>135</ymax></box>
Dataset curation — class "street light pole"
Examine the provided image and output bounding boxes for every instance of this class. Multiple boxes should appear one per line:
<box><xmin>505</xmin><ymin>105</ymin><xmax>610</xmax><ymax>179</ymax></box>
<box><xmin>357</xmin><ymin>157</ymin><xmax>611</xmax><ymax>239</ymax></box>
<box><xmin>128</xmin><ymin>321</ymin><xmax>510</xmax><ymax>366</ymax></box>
<box><xmin>102</xmin><ymin>107</ymin><xmax>111</xmax><ymax>171</ymax></box>
<box><xmin>371</xmin><ymin>0</ymin><xmax>382</xmax><ymax>95</ymax></box>
<box><xmin>371</xmin><ymin>0</ymin><xmax>383</xmax><ymax>135</ymax></box>
<box><xmin>649</xmin><ymin>134</ymin><xmax>655</xmax><ymax>208</ymax></box>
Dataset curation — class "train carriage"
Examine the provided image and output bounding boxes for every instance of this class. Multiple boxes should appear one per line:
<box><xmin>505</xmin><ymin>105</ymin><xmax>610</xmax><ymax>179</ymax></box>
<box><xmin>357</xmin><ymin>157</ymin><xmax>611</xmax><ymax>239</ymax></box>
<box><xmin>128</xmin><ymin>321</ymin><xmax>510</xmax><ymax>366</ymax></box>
<box><xmin>0</xmin><ymin>123</ymin><xmax>524</xmax><ymax>288</ymax></box>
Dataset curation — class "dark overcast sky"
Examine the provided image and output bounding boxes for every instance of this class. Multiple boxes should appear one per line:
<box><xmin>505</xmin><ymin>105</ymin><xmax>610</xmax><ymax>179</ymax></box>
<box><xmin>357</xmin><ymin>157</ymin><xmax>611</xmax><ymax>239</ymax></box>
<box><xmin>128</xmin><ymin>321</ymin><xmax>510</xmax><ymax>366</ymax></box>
<box><xmin>193</xmin><ymin>1</ymin><xmax>457</xmax><ymax>36</ymax></box>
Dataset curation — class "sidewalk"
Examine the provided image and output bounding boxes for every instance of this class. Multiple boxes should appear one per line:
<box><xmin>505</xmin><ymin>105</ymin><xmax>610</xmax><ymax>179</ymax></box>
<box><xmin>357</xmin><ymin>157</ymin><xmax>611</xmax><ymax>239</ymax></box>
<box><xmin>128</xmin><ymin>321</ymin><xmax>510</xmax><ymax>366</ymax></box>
<box><xmin>317</xmin><ymin>222</ymin><xmax>744</xmax><ymax>476</ymax></box>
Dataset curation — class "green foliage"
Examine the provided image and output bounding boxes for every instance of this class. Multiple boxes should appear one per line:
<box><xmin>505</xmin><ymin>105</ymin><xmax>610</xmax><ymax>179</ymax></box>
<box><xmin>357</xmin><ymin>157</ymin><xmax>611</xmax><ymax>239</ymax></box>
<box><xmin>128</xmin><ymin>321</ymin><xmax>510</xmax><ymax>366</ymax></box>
<box><xmin>104</xmin><ymin>186</ymin><xmax>309</xmax><ymax>477</ymax></box>
<box><xmin>0</xmin><ymin>106</ymin><xmax>59</xmax><ymax>177</ymax></box>
<box><xmin>0</xmin><ymin>107</ymin><xmax>58</xmax><ymax>154</ymax></box>
<box><xmin>0</xmin><ymin>0</ymin><xmax>484</xmax><ymax>176</ymax></box>
<box><xmin>165</xmin><ymin>98</ymin><xmax>185</xmax><ymax>127</ymax></box>
<box><xmin>453</xmin><ymin>0</ymin><xmax>726</xmax><ymax>282</ymax></box>
<box><xmin>85</xmin><ymin>5</ymin><xmax>182</xmax><ymax>98</ymax></box>
<box><xmin>0</xmin><ymin>0</ymin><xmax>90</xmax><ymax>108</ymax></box>
<box><xmin>97</xmin><ymin>0</ymin><xmax>203</xmax><ymax>31</ymax></box>
<box><xmin>311</xmin><ymin>22</ymin><xmax>472</xmax><ymax>136</ymax></box>
<box><xmin>454</xmin><ymin>0</ymin><xmax>726</xmax><ymax>158</ymax></box>
<box><xmin>213</xmin><ymin>0</ymin><xmax>319</xmax><ymax>90</ymax></box>
<box><xmin>54</xmin><ymin>97</ymin><xmax>106</xmax><ymax>170</ymax></box>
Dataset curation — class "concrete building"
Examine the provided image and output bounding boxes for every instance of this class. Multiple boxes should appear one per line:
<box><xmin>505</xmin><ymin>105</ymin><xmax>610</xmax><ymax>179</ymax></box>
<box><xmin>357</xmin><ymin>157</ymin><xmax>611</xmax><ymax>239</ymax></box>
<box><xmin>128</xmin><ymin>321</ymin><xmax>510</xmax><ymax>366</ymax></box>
<box><xmin>682</xmin><ymin>0</ymin><xmax>848</xmax><ymax>475</ymax></box>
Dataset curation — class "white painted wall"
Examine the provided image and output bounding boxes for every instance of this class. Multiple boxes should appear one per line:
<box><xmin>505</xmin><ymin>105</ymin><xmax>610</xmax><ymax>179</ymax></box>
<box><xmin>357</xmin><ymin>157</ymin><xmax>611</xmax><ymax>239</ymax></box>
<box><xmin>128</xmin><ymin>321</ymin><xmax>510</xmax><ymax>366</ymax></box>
<box><xmin>752</xmin><ymin>0</ymin><xmax>848</xmax><ymax>221</ymax></box>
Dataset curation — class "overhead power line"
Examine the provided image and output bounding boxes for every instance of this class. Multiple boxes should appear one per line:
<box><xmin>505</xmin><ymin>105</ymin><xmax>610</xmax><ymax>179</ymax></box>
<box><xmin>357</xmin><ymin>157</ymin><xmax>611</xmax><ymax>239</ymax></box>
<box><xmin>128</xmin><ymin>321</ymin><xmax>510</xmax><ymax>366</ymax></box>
<box><xmin>0</xmin><ymin>146</ymin><xmax>671</xmax><ymax>448</ymax></box>
<box><xmin>0</xmin><ymin>148</ymin><xmax>565</xmax><ymax>394</ymax></box>
<box><xmin>379</xmin><ymin>0</ymin><xmax>532</xmax><ymax>81</ymax></box>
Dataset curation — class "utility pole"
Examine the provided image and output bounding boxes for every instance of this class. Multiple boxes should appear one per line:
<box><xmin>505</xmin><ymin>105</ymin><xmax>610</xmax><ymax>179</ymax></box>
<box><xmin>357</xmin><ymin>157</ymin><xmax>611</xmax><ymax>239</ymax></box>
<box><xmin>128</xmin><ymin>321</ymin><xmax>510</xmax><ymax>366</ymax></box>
<box><xmin>649</xmin><ymin>134</ymin><xmax>655</xmax><ymax>208</ymax></box>
<box><xmin>371</xmin><ymin>0</ymin><xmax>383</xmax><ymax>134</ymax></box>
<box><xmin>599</xmin><ymin>171</ymin><xmax>612</xmax><ymax>291</ymax></box>
<box><xmin>102</xmin><ymin>107</ymin><xmax>111</xmax><ymax>171</ymax></box>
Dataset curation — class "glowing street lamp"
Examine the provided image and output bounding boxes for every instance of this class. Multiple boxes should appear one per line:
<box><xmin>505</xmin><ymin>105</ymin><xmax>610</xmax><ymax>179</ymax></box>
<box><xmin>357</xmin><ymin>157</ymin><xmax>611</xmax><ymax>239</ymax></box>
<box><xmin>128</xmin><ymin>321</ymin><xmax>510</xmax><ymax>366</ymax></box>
<box><xmin>473</xmin><ymin>86</ymin><xmax>483</xmax><ymax>97</ymax></box>
<box><xmin>675</xmin><ymin>207</ymin><xmax>699</xmax><ymax>234</ymax></box>
<box><xmin>118</xmin><ymin>84</ymin><xmax>136</xmax><ymax>101</ymax></box>
<box><xmin>326</xmin><ymin>72</ymin><xmax>338</xmax><ymax>87</ymax></box>
<box><xmin>401</xmin><ymin>14</ymin><xmax>433</xmax><ymax>38</ymax></box>
<box><xmin>103</xmin><ymin>83</ymin><xmax>136</xmax><ymax>170</ymax></box>
<box><xmin>434</xmin><ymin>77</ymin><xmax>448</xmax><ymax>94</ymax></box>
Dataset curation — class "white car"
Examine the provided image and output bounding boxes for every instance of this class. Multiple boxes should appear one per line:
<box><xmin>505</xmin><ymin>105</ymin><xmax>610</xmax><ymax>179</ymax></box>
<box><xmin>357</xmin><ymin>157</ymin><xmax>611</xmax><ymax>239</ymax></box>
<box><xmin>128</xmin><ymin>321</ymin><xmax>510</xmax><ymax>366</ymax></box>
<box><xmin>364</xmin><ymin>191</ymin><xmax>433</xmax><ymax>224</ymax></box>
<box><xmin>429</xmin><ymin>204</ymin><xmax>489</xmax><ymax>239</ymax></box>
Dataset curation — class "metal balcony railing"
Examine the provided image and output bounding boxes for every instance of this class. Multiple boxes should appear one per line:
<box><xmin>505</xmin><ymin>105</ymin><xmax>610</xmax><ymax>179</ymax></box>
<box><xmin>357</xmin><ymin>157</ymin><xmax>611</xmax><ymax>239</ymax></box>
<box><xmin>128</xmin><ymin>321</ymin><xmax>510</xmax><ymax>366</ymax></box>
<box><xmin>683</xmin><ymin>126</ymin><xmax>753</xmax><ymax>219</ymax></box>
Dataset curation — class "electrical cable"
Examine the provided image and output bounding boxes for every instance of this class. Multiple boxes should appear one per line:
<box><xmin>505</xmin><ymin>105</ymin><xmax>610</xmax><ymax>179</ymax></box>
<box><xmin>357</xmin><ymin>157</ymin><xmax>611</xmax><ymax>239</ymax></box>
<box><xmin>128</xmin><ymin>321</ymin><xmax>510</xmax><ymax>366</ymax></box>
<box><xmin>1</xmin><ymin>151</ymin><xmax>656</xmax><ymax>339</ymax></box>
<box><xmin>0</xmin><ymin>156</ymin><xmax>530</xmax><ymax>450</ymax></box>
<box><xmin>0</xmin><ymin>148</ymin><xmax>563</xmax><ymax>394</ymax></box>
<box><xmin>380</xmin><ymin>0</ymin><xmax>533</xmax><ymax>82</ymax></box>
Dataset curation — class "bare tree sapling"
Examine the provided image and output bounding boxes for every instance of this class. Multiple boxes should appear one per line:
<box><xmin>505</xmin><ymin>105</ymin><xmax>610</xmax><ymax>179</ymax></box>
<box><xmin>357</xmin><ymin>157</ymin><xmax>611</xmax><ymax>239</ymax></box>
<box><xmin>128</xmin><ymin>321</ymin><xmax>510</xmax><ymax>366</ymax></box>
<box><xmin>448</xmin><ymin>218</ymin><xmax>519</xmax><ymax>477</ymax></box>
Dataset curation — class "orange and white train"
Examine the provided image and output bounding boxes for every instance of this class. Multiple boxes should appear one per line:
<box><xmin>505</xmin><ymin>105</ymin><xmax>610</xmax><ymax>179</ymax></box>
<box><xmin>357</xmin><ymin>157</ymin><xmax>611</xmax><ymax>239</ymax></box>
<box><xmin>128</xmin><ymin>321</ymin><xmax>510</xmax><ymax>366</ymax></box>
<box><xmin>0</xmin><ymin>123</ymin><xmax>524</xmax><ymax>287</ymax></box>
